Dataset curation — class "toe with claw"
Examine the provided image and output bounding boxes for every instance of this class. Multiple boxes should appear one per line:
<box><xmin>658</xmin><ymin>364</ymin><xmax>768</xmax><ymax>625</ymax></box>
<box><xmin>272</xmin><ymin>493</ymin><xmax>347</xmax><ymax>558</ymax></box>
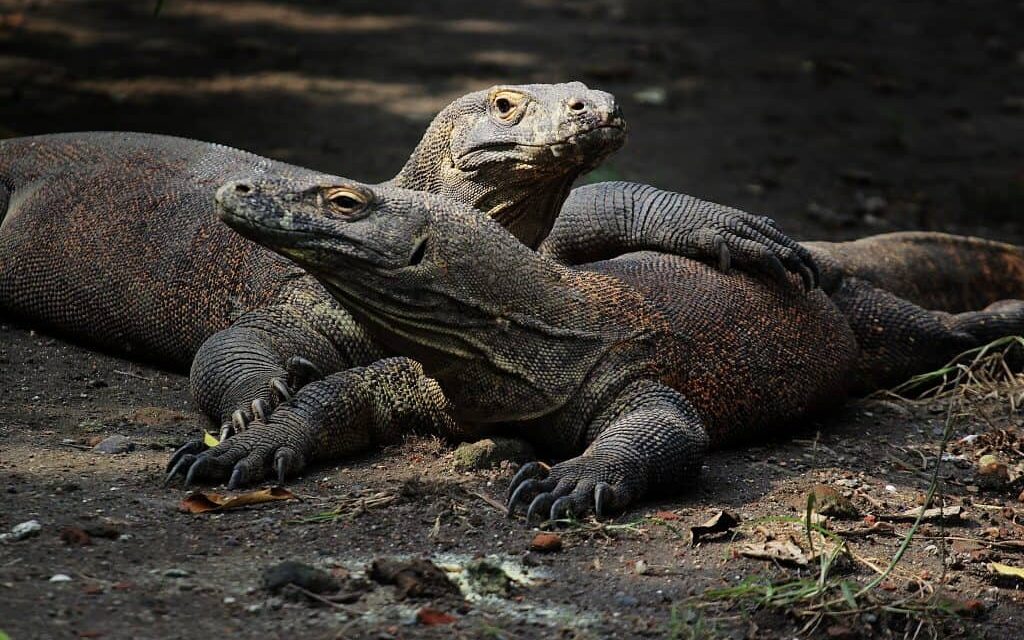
<box><xmin>506</xmin><ymin>458</ymin><xmax>636</xmax><ymax>523</ymax></box>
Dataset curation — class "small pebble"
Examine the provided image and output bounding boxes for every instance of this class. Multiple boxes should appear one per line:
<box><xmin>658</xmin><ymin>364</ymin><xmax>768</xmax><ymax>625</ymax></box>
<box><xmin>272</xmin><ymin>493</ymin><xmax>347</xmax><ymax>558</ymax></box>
<box><xmin>0</xmin><ymin>520</ymin><xmax>42</xmax><ymax>542</ymax></box>
<box><xmin>164</xmin><ymin>568</ymin><xmax>191</xmax><ymax>578</ymax></box>
<box><xmin>92</xmin><ymin>435</ymin><xmax>135</xmax><ymax>454</ymax></box>
<box><xmin>529</xmin><ymin>533</ymin><xmax>563</xmax><ymax>553</ymax></box>
<box><xmin>49</xmin><ymin>574</ymin><xmax>72</xmax><ymax>582</ymax></box>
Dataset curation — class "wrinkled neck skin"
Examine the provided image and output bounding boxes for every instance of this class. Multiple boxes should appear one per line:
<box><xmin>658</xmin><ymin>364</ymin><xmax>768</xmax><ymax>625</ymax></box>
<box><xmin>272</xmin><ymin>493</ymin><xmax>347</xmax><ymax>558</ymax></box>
<box><xmin>313</xmin><ymin>218</ymin><xmax>652</xmax><ymax>425</ymax></box>
<box><xmin>385</xmin><ymin>114</ymin><xmax>584</xmax><ymax>249</ymax></box>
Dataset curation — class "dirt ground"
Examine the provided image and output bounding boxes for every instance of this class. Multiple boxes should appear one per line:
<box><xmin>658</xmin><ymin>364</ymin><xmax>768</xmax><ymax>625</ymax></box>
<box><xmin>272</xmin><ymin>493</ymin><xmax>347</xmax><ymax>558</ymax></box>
<box><xmin>1</xmin><ymin>1</ymin><xmax>1024</xmax><ymax>638</ymax></box>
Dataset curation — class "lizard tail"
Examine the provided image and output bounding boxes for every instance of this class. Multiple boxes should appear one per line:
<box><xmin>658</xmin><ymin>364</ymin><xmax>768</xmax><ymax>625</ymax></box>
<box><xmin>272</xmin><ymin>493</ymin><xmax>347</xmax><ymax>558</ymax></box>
<box><xmin>805</xmin><ymin>231</ymin><xmax>1024</xmax><ymax>313</ymax></box>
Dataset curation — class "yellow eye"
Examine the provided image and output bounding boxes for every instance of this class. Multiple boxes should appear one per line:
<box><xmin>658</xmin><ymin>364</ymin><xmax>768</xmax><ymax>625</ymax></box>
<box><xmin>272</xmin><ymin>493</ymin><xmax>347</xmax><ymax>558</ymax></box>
<box><xmin>324</xmin><ymin>186</ymin><xmax>370</xmax><ymax>217</ymax></box>
<box><xmin>491</xmin><ymin>90</ymin><xmax>524</xmax><ymax>121</ymax></box>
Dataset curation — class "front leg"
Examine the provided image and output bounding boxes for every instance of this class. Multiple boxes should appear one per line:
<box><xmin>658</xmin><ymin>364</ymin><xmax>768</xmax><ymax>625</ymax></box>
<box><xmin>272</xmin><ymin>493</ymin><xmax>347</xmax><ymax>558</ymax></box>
<box><xmin>508</xmin><ymin>381</ymin><xmax>709</xmax><ymax>521</ymax></box>
<box><xmin>168</xmin><ymin>357</ymin><xmax>458</xmax><ymax>488</ymax></box>
<box><xmin>187</xmin><ymin>301</ymin><xmax>385</xmax><ymax>441</ymax></box>
<box><xmin>539</xmin><ymin>181</ymin><xmax>818</xmax><ymax>290</ymax></box>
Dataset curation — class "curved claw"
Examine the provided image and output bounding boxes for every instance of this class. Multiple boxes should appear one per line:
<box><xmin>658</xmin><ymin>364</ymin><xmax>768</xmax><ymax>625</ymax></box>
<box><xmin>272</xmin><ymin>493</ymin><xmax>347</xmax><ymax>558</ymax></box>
<box><xmin>285</xmin><ymin>356</ymin><xmax>324</xmax><ymax>391</ymax></box>
<box><xmin>251</xmin><ymin>398</ymin><xmax>269</xmax><ymax>422</ymax></box>
<box><xmin>269</xmin><ymin>377</ymin><xmax>292</xmax><ymax>406</ymax></box>
<box><xmin>762</xmin><ymin>253</ymin><xmax>789</xmax><ymax>287</ymax></box>
<box><xmin>183</xmin><ymin>455</ymin><xmax>209</xmax><ymax>488</ymax></box>
<box><xmin>717</xmin><ymin>242</ymin><xmax>731</xmax><ymax>274</ymax></box>
<box><xmin>166</xmin><ymin>440</ymin><xmax>206</xmax><ymax>473</ymax></box>
<box><xmin>219</xmin><ymin>422</ymin><xmax>234</xmax><ymax>442</ymax></box>
<box><xmin>231</xmin><ymin>409</ymin><xmax>250</xmax><ymax>433</ymax></box>
<box><xmin>273</xmin><ymin>450</ymin><xmax>295</xmax><ymax>486</ymax></box>
<box><xmin>508</xmin><ymin>479</ymin><xmax>542</xmax><ymax>515</ymax></box>
<box><xmin>797</xmin><ymin>264</ymin><xmax>816</xmax><ymax>293</ymax></box>
<box><xmin>550</xmin><ymin>496</ymin><xmax>574</xmax><ymax>521</ymax></box>
<box><xmin>228</xmin><ymin>465</ymin><xmax>247</xmax><ymax>491</ymax></box>
<box><xmin>526</xmin><ymin>493</ymin><xmax>556</xmax><ymax>522</ymax></box>
<box><xmin>594</xmin><ymin>482</ymin><xmax>612</xmax><ymax>519</ymax></box>
<box><xmin>507</xmin><ymin>462</ymin><xmax>547</xmax><ymax>500</ymax></box>
<box><xmin>164</xmin><ymin>452</ymin><xmax>197</xmax><ymax>486</ymax></box>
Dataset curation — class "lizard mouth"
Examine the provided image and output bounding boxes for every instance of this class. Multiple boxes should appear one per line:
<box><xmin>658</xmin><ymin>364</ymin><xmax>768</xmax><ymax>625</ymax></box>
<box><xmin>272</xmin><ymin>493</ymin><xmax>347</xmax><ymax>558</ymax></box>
<box><xmin>455</xmin><ymin>122</ymin><xmax>626</xmax><ymax>169</ymax></box>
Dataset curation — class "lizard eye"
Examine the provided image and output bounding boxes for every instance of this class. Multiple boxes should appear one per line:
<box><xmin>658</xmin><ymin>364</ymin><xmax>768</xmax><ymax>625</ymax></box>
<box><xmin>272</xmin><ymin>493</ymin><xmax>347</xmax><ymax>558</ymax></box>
<box><xmin>491</xmin><ymin>90</ymin><xmax>525</xmax><ymax>122</ymax></box>
<box><xmin>323</xmin><ymin>186</ymin><xmax>370</xmax><ymax>218</ymax></box>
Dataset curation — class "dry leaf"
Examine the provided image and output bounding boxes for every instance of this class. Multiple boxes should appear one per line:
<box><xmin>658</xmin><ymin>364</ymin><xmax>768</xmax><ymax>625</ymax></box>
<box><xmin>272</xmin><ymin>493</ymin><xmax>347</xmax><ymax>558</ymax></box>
<box><xmin>990</xmin><ymin>562</ymin><xmax>1024</xmax><ymax>581</ymax></box>
<box><xmin>179</xmin><ymin>487</ymin><xmax>298</xmax><ymax>514</ymax></box>
<box><xmin>653</xmin><ymin>510</ymin><xmax>681</xmax><ymax>521</ymax></box>
<box><xmin>735</xmin><ymin>535</ymin><xmax>810</xmax><ymax>566</ymax></box>
<box><xmin>203</xmin><ymin>431</ymin><xmax>220</xmax><ymax>447</ymax></box>
<box><xmin>690</xmin><ymin>509</ymin><xmax>740</xmax><ymax>545</ymax></box>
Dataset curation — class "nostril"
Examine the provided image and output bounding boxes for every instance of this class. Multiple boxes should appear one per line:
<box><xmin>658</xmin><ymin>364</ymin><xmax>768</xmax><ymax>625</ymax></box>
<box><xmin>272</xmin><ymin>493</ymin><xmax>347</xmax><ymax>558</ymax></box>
<box><xmin>234</xmin><ymin>182</ymin><xmax>252</xmax><ymax>195</ymax></box>
<box><xmin>569</xmin><ymin>100</ymin><xmax>587</xmax><ymax>112</ymax></box>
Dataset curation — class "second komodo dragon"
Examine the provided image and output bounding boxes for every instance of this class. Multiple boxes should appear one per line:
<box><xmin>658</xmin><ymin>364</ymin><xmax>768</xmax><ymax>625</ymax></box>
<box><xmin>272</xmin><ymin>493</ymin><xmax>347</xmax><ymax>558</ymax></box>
<box><xmin>211</xmin><ymin>174</ymin><xmax>1024</xmax><ymax>519</ymax></box>
<box><xmin>0</xmin><ymin>83</ymin><xmax>814</xmax><ymax>469</ymax></box>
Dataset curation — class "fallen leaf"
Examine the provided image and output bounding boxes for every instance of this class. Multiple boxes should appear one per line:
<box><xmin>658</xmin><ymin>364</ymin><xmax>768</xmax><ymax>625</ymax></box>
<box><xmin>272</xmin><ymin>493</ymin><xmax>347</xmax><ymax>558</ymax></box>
<box><xmin>690</xmin><ymin>509</ymin><xmax>740</xmax><ymax>545</ymax></box>
<box><xmin>416</xmin><ymin>607</ymin><xmax>456</xmax><ymax>626</ymax></box>
<box><xmin>990</xmin><ymin>562</ymin><xmax>1024</xmax><ymax>581</ymax></box>
<box><xmin>179</xmin><ymin>487</ymin><xmax>298</xmax><ymax>514</ymax></box>
<box><xmin>203</xmin><ymin>431</ymin><xmax>220</xmax><ymax>447</ymax></box>
<box><xmin>653</xmin><ymin>510</ymin><xmax>681</xmax><ymax>521</ymax></box>
<box><xmin>734</xmin><ymin>535</ymin><xmax>810</xmax><ymax>566</ymax></box>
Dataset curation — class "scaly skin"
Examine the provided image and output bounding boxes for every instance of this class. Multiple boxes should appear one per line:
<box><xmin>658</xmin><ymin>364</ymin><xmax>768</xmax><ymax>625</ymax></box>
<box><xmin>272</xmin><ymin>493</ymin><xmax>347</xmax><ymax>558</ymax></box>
<box><xmin>197</xmin><ymin>175</ymin><xmax>1024</xmax><ymax>518</ymax></box>
<box><xmin>0</xmin><ymin>83</ymin><xmax>816</xmax><ymax>453</ymax></box>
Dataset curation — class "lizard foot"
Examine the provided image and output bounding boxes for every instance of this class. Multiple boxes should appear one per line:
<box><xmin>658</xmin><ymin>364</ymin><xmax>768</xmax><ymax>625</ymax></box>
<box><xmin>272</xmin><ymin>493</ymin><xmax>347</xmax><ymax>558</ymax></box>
<box><xmin>217</xmin><ymin>356</ymin><xmax>327</xmax><ymax>440</ymax></box>
<box><xmin>685</xmin><ymin>219</ymin><xmax>819</xmax><ymax>292</ymax></box>
<box><xmin>165</xmin><ymin>422</ymin><xmax>309</xmax><ymax>489</ymax></box>
<box><xmin>506</xmin><ymin>457</ymin><xmax>637</xmax><ymax>522</ymax></box>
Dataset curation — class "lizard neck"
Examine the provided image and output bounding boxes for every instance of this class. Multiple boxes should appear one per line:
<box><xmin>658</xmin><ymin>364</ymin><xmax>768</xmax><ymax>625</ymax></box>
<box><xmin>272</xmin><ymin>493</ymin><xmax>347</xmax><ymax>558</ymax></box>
<box><xmin>387</xmin><ymin>122</ymin><xmax>579</xmax><ymax>249</ymax></box>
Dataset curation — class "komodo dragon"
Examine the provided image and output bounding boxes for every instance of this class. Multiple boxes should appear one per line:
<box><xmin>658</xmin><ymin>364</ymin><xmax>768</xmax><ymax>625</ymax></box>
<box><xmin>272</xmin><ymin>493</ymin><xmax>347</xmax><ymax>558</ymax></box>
<box><xmin>0</xmin><ymin>83</ymin><xmax>816</xmax><ymax>457</ymax></box>
<box><xmin>205</xmin><ymin>174</ymin><xmax>1024</xmax><ymax>519</ymax></box>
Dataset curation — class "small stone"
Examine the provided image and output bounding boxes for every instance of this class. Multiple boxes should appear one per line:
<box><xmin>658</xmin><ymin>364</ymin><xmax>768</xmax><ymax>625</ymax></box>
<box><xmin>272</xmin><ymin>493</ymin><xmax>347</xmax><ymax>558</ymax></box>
<box><xmin>614</xmin><ymin>591</ymin><xmax>639</xmax><ymax>607</ymax></box>
<box><xmin>164</xmin><ymin>568</ymin><xmax>191</xmax><ymax>578</ymax></box>
<box><xmin>49</xmin><ymin>574</ymin><xmax>72</xmax><ymax>582</ymax></box>
<box><xmin>263</xmin><ymin>561</ymin><xmax>340</xmax><ymax>595</ymax></box>
<box><xmin>223</xmin><ymin>596</ymin><xmax>236</xmax><ymax>604</ymax></box>
<box><xmin>529</xmin><ymin>533</ymin><xmax>563</xmax><ymax>553</ymax></box>
<box><xmin>634</xmin><ymin>559</ymin><xmax>649</xmax><ymax>575</ymax></box>
<box><xmin>452</xmin><ymin>438</ymin><xmax>535</xmax><ymax>471</ymax></box>
<box><xmin>0</xmin><ymin>519</ymin><xmax>41</xmax><ymax>542</ymax></box>
<box><xmin>91</xmin><ymin>435</ymin><xmax>135</xmax><ymax>454</ymax></box>
<box><xmin>86</xmin><ymin>379</ymin><xmax>108</xmax><ymax>389</ymax></box>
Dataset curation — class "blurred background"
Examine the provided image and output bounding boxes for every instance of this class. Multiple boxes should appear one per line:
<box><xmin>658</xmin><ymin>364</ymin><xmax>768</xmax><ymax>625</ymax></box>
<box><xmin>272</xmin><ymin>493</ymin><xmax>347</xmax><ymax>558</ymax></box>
<box><xmin>1</xmin><ymin>0</ymin><xmax>1022</xmax><ymax>241</ymax></box>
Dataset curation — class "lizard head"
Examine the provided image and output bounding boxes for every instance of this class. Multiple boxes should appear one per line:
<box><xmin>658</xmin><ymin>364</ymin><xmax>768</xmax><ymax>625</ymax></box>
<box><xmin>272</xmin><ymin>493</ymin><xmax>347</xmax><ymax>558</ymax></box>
<box><xmin>393</xmin><ymin>82</ymin><xmax>626</xmax><ymax>248</ymax></box>
<box><xmin>216</xmin><ymin>176</ymin><xmax>627</xmax><ymax>424</ymax></box>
